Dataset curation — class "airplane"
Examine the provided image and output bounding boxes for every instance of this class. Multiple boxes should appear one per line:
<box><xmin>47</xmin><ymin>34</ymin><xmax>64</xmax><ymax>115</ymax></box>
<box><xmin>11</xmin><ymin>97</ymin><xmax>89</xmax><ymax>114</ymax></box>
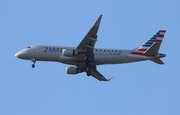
<box><xmin>15</xmin><ymin>15</ymin><xmax>166</xmax><ymax>81</ymax></box>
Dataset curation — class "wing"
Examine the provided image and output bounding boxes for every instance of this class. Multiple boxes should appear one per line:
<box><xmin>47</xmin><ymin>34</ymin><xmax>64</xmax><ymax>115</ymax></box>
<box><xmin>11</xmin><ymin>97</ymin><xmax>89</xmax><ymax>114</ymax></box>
<box><xmin>90</xmin><ymin>66</ymin><xmax>113</xmax><ymax>81</ymax></box>
<box><xmin>75</xmin><ymin>15</ymin><xmax>112</xmax><ymax>81</ymax></box>
<box><xmin>76</xmin><ymin>15</ymin><xmax>102</xmax><ymax>53</ymax></box>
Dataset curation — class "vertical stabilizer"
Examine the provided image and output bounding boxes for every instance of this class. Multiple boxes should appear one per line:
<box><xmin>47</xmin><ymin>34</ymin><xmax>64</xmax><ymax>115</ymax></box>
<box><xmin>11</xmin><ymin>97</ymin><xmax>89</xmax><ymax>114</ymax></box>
<box><xmin>131</xmin><ymin>30</ymin><xmax>166</xmax><ymax>55</ymax></box>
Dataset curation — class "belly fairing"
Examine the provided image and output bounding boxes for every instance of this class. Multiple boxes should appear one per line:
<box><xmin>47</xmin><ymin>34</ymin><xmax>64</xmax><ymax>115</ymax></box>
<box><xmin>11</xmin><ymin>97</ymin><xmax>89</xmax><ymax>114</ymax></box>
<box><xmin>94</xmin><ymin>54</ymin><xmax>105</xmax><ymax>64</ymax></box>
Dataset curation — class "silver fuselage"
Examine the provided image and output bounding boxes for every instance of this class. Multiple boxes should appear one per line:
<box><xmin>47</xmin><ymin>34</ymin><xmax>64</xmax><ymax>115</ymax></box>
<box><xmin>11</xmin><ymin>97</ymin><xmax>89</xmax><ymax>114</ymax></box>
<box><xmin>15</xmin><ymin>45</ymin><xmax>153</xmax><ymax>65</ymax></box>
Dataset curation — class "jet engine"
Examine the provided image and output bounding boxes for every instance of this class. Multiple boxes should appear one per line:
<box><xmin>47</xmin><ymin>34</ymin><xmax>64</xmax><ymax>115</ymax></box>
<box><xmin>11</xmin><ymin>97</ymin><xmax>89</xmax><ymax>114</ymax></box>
<box><xmin>66</xmin><ymin>66</ymin><xmax>83</xmax><ymax>74</ymax></box>
<box><xmin>62</xmin><ymin>49</ymin><xmax>78</xmax><ymax>57</ymax></box>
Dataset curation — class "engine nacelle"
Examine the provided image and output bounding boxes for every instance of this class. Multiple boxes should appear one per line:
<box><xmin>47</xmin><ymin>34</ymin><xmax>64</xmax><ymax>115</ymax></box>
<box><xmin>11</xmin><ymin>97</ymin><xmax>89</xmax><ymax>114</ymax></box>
<box><xmin>66</xmin><ymin>66</ymin><xmax>82</xmax><ymax>74</ymax></box>
<box><xmin>62</xmin><ymin>49</ymin><xmax>78</xmax><ymax>57</ymax></box>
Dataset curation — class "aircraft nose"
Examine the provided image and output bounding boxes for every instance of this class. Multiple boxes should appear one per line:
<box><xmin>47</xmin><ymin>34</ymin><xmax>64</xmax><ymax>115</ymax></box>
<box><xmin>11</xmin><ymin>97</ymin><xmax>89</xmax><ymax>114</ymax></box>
<box><xmin>15</xmin><ymin>52</ymin><xmax>20</xmax><ymax>58</ymax></box>
<box><xmin>15</xmin><ymin>51</ymin><xmax>24</xmax><ymax>58</ymax></box>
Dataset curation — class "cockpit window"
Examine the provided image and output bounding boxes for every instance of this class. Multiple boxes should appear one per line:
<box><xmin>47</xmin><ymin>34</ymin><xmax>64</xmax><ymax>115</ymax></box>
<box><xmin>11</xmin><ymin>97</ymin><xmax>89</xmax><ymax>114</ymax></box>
<box><xmin>27</xmin><ymin>46</ymin><xmax>31</xmax><ymax>48</ymax></box>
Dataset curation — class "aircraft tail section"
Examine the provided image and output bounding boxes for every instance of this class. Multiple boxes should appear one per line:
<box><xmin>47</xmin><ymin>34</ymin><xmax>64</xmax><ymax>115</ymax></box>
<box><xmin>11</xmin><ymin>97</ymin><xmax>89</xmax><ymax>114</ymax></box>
<box><xmin>150</xmin><ymin>58</ymin><xmax>164</xmax><ymax>64</ymax></box>
<box><xmin>144</xmin><ymin>43</ymin><xmax>161</xmax><ymax>55</ymax></box>
<box><xmin>131</xmin><ymin>30</ymin><xmax>166</xmax><ymax>56</ymax></box>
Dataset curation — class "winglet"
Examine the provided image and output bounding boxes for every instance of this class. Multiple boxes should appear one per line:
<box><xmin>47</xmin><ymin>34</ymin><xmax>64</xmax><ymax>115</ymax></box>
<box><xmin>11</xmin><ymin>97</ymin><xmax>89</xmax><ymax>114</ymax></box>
<box><xmin>100</xmin><ymin>77</ymin><xmax>113</xmax><ymax>82</ymax></box>
<box><xmin>107</xmin><ymin>77</ymin><xmax>113</xmax><ymax>81</ymax></box>
<box><xmin>93</xmin><ymin>15</ymin><xmax>102</xmax><ymax>27</ymax></box>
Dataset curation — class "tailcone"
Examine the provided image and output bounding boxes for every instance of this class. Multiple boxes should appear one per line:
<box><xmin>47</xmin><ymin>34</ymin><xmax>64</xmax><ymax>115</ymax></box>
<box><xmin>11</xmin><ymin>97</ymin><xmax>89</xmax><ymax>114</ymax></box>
<box><xmin>156</xmin><ymin>53</ymin><xmax>166</xmax><ymax>58</ymax></box>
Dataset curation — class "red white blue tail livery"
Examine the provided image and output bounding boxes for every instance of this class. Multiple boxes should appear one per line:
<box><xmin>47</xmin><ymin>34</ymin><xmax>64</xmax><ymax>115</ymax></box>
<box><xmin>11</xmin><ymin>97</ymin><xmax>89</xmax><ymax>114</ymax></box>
<box><xmin>131</xmin><ymin>30</ymin><xmax>166</xmax><ymax>56</ymax></box>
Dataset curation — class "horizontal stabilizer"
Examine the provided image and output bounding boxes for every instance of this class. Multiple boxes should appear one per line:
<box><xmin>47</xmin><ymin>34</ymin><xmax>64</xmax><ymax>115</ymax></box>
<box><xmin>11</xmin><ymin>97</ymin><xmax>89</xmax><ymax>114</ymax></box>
<box><xmin>150</xmin><ymin>58</ymin><xmax>164</xmax><ymax>64</ymax></box>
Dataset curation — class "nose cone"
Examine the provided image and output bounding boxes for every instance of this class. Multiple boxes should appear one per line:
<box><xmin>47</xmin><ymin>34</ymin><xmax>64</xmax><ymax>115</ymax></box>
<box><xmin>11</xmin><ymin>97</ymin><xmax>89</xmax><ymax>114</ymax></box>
<box><xmin>15</xmin><ymin>51</ymin><xmax>25</xmax><ymax>59</ymax></box>
<box><xmin>15</xmin><ymin>51</ymin><xmax>21</xmax><ymax>58</ymax></box>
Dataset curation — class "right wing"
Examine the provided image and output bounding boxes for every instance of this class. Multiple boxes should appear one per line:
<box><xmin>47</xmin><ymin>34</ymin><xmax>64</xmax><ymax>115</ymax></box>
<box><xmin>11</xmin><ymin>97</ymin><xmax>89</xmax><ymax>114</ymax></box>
<box><xmin>89</xmin><ymin>66</ymin><xmax>113</xmax><ymax>81</ymax></box>
<box><xmin>76</xmin><ymin>65</ymin><xmax>113</xmax><ymax>81</ymax></box>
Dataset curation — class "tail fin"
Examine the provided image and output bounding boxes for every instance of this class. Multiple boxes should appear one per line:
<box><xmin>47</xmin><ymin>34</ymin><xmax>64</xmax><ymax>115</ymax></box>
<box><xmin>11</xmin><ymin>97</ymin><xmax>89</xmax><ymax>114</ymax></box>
<box><xmin>144</xmin><ymin>43</ymin><xmax>161</xmax><ymax>55</ymax></box>
<box><xmin>131</xmin><ymin>30</ymin><xmax>166</xmax><ymax>56</ymax></box>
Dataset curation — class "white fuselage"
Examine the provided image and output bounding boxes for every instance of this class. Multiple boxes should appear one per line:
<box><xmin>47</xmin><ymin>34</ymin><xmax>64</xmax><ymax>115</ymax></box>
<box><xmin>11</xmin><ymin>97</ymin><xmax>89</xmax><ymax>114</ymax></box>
<box><xmin>15</xmin><ymin>45</ymin><xmax>152</xmax><ymax>65</ymax></box>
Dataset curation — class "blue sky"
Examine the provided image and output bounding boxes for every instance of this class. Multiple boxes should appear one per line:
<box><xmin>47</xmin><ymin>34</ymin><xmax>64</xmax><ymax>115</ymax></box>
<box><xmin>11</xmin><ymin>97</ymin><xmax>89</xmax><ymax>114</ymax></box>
<box><xmin>0</xmin><ymin>0</ymin><xmax>180</xmax><ymax>115</ymax></box>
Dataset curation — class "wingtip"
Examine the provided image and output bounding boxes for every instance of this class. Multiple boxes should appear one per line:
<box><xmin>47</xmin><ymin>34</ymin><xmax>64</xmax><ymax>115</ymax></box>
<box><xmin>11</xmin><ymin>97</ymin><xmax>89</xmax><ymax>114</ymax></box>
<box><xmin>94</xmin><ymin>15</ymin><xmax>102</xmax><ymax>27</ymax></box>
<box><xmin>99</xmin><ymin>14</ymin><xmax>102</xmax><ymax>20</ymax></box>
<box><xmin>99</xmin><ymin>77</ymin><xmax>113</xmax><ymax>82</ymax></box>
<box><xmin>107</xmin><ymin>77</ymin><xmax>113</xmax><ymax>81</ymax></box>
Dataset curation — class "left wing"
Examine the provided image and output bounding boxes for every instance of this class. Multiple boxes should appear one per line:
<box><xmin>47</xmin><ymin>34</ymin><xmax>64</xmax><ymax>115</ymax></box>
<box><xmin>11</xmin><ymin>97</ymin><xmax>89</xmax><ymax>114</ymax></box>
<box><xmin>76</xmin><ymin>15</ymin><xmax>102</xmax><ymax>53</ymax></box>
